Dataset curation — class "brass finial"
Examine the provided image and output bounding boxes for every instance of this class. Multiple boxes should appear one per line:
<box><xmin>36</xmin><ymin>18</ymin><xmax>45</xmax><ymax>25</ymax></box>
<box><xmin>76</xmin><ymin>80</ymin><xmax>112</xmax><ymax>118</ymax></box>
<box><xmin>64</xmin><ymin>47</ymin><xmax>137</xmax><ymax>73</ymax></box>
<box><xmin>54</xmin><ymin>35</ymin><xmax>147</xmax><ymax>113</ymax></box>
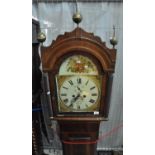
<box><xmin>72</xmin><ymin>12</ymin><xmax>82</xmax><ymax>26</ymax></box>
<box><xmin>110</xmin><ymin>25</ymin><xmax>118</xmax><ymax>49</ymax></box>
<box><xmin>72</xmin><ymin>0</ymin><xmax>82</xmax><ymax>26</ymax></box>
<box><xmin>37</xmin><ymin>32</ymin><xmax>46</xmax><ymax>43</ymax></box>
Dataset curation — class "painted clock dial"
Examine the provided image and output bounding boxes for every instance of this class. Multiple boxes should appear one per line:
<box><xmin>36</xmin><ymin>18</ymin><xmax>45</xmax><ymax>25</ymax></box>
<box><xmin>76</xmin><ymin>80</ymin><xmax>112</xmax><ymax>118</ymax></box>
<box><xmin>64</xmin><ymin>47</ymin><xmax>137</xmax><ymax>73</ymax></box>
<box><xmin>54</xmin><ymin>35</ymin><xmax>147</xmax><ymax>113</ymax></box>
<box><xmin>56</xmin><ymin>75</ymin><xmax>101</xmax><ymax>112</ymax></box>
<box><xmin>56</xmin><ymin>55</ymin><xmax>102</xmax><ymax>112</ymax></box>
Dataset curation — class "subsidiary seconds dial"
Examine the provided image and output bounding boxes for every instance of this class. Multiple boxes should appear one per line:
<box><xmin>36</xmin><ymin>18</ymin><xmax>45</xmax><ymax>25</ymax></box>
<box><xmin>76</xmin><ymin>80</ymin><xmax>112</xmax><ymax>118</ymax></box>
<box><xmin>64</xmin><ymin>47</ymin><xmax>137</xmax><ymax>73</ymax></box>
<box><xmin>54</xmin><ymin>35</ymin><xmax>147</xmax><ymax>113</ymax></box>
<box><xmin>59</xmin><ymin>76</ymin><xmax>100</xmax><ymax>111</ymax></box>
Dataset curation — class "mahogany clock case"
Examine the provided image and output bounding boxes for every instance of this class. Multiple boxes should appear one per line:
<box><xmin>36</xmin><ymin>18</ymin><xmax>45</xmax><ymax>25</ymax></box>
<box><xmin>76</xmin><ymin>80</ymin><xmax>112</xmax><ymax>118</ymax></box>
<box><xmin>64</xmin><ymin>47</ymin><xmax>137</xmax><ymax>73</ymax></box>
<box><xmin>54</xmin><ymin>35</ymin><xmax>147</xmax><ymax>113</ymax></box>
<box><xmin>41</xmin><ymin>27</ymin><xmax>116</xmax><ymax>118</ymax></box>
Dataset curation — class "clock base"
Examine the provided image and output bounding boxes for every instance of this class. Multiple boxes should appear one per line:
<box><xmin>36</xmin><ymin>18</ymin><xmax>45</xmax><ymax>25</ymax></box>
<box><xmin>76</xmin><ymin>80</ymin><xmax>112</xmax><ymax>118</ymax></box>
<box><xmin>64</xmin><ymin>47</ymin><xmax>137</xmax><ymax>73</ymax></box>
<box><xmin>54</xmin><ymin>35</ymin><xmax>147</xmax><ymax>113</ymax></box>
<box><xmin>62</xmin><ymin>143</ymin><xmax>97</xmax><ymax>155</ymax></box>
<box><xmin>58</xmin><ymin>120</ymin><xmax>100</xmax><ymax>155</ymax></box>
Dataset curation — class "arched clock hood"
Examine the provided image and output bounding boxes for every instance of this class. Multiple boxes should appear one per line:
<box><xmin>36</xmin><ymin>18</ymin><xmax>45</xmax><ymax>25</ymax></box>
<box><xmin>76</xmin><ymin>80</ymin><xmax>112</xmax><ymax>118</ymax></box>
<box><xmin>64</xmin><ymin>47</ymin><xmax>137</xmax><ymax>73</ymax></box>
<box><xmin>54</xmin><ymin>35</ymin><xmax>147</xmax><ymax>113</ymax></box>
<box><xmin>41</xmin><ymin>27</ymin><xmax>116</xmax><ymax>74</ymax></box>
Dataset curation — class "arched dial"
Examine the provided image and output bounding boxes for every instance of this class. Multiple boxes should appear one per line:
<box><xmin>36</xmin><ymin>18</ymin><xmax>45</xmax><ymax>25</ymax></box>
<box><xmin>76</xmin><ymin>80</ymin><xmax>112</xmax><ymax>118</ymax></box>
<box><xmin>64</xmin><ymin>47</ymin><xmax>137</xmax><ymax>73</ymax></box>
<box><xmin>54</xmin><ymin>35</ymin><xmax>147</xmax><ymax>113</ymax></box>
<box><xmin>57</xmin><ymin>76</ymin><xmax>101</xmax><ymax>112</ymax></box>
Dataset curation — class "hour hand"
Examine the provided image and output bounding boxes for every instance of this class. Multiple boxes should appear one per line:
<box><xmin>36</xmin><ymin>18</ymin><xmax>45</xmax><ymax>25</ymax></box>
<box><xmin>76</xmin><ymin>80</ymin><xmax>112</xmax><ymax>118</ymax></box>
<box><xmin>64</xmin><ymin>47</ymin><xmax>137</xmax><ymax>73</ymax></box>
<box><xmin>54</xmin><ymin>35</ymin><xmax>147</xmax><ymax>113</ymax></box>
<box><xmin>71</xmin><ymin>93</ymin><xmax>80</xmax><ymax>105</ymax></box>
<box><xmin>74</xmin><ymin>93</ymin><xmax>80</xmax><ymax>101</ymax></box>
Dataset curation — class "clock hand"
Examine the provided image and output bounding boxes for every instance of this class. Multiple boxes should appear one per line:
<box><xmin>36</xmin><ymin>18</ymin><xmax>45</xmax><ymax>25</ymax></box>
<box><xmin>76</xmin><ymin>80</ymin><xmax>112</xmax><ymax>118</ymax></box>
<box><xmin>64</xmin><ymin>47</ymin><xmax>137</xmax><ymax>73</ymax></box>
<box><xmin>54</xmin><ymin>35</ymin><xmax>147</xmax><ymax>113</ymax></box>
<box><xmin>70</xmin><ymin>93</ymin><xmax>80</xmax><ymax>105</ymax></box>
<box><xmin>77</xmin><ymin>86</ymin><xmax>82</xmax><ymax>92</ymax></box>
<box><xmin>74</xmin><ymin>93</ymin><xmax>80</xmax><ymax>101</ymax></box>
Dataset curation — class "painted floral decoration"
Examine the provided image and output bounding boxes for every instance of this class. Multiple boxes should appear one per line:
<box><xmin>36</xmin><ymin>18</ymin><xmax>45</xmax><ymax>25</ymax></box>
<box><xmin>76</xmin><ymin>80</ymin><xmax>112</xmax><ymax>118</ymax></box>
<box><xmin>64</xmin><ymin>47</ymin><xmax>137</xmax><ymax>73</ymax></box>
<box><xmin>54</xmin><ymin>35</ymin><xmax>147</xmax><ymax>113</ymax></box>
<box><xmin>67</xmin><ymin>55</ymin><xmax>97</xmax><ymax>73</ymax></box>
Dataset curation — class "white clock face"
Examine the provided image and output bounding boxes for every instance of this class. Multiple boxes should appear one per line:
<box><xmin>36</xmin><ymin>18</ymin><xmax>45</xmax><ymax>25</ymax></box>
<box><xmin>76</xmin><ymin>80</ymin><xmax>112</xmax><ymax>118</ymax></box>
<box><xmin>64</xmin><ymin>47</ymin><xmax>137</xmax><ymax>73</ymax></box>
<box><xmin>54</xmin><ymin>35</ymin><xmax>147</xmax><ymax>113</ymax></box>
<box><xmin>58</xmin><ymin>76</ymin><xmax>100</xmax><ymax>111</ymax></box>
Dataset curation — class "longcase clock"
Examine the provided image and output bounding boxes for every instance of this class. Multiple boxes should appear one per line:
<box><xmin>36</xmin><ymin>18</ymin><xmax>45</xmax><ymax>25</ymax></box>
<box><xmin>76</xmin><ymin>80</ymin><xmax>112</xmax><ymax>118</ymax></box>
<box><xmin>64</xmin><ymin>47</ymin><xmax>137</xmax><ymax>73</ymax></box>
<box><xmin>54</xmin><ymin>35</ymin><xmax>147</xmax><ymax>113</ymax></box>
<box><xmin>41</xmin><ymin>27</ymin><xmax>116</xmax><ymax>155</ymax></box>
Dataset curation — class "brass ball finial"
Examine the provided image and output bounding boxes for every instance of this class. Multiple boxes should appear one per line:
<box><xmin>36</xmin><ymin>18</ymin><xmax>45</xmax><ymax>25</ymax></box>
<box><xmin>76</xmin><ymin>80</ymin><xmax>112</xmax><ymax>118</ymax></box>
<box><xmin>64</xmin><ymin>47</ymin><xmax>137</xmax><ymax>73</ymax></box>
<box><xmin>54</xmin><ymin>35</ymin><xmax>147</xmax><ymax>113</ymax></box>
<box><xmin>37</xmin><ymin>32</ymin><xmax>46</xmax><ymax>43</ymax></box>
<box><xmin>72</xmin><ymin>12</ymin><xmax>82</xmax><ymax>25</ymax></box>
<box><xmin>110</xmin><ymin>25</ymin><xmax>118</xmax><ymax>49</ymax></box>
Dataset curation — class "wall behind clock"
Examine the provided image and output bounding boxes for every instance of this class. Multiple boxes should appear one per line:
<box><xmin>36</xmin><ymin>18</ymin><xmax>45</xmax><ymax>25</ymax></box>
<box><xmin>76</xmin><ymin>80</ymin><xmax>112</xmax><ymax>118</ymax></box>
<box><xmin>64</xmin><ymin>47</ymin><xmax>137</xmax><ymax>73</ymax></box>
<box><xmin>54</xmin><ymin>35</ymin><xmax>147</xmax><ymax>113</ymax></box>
<box><xmin>32</xmin><ymin>1</ymin><xmax>123</xmax><ymax>151</ymax></box>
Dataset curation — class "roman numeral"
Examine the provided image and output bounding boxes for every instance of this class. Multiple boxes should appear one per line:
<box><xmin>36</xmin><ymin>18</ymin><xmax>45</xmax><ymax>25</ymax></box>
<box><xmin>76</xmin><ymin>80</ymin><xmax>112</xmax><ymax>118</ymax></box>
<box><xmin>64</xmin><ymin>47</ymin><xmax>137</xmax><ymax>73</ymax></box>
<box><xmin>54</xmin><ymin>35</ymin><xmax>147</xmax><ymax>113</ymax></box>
<box><xmin>61</xmin><ymin>94</ymin><xmax>67</xmax><ymax>96</ymax></box>
<box><xmin>63</xmin><ymin>86</ymin><xmax>68</xmax><ymax>90</ymax></box>
<box><xmin>68</xmin><ymin>80</ymin><xmax>74</xmax><ymax>85</ymax></box>
<box><xmin>89</xmin><ymin>99</ymin><xmax>95</xmax><ymax>103</ymax></box>
<box><xmin>77</xmin><ymin>78</ymin><xmax>82</xmax><ymax>84</ymax></box>
<box><xmin>85</xmin><ymin>80</ymin><xmax>89</xmax><ymax>85</ymax></box>
<box><xmin>90</xmin><ymin>86</ymin><xmax>95</xmax><ymax>90</ymax></box>
<box><xmin>91</xmin><ymin>93</ymin><xmax>97</xmax><ymax>96</ymax></box>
